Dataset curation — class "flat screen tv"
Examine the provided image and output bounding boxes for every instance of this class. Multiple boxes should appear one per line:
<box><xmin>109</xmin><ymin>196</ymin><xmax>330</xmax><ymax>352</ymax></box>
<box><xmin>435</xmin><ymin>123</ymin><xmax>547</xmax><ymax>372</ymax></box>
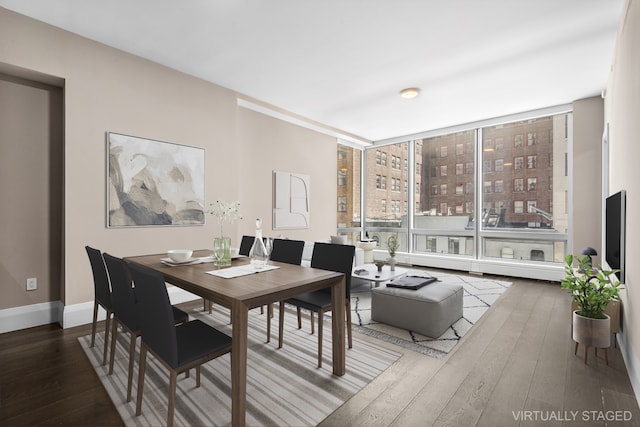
<box><xmin>605</xmin><ymin>190</ymin><xmax>626</xmax><ymax>282</ymax></box>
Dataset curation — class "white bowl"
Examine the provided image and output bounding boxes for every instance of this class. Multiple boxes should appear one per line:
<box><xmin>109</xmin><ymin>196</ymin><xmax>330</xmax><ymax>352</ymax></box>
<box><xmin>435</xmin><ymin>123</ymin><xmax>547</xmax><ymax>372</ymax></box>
<box><xmin>167</xmin><ymin>249</ymin><xmax>193</xmax><ymax>263</ymax></box>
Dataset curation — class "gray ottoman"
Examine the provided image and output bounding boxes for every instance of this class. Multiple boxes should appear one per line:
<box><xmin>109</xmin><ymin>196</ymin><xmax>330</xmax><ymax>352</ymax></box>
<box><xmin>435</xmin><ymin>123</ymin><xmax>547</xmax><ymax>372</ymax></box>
<box><xmin>371</xmin><ymin>281</ymin><xmax>464</xmax><ymax>337</ymax></box>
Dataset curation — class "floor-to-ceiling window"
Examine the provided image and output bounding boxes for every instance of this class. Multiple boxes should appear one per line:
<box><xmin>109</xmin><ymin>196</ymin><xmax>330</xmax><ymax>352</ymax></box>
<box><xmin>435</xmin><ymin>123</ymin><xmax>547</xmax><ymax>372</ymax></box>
<box><xmin>337</xmin><ymin>143</ymin><xmax>362</xmax><ymax>243</ymax></box>
<box><xmin>337</xmin><ymin>108</ymin><xmax>571</xmax><ymax>277</ymax></box>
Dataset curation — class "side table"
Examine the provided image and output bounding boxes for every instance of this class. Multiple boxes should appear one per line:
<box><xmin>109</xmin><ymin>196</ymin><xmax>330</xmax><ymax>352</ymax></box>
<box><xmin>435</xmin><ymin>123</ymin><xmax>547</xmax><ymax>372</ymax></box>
<box><xmin>355</xmin><ymin>240</ymin><xmax>377</xmax><ymax>263</ymax></box>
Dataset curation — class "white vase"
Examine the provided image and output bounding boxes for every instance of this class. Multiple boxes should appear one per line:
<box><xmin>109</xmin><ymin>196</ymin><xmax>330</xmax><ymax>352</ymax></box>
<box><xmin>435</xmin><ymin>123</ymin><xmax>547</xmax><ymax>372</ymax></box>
<box><xmin>572</xmin><ymin>310</ymin><xmax>610</xmax><ymax>349</ymax></box>
<box><xmin>387</xmin><ymin>256</ymin><xmax>396</xmax><ymax>271</ymax></box>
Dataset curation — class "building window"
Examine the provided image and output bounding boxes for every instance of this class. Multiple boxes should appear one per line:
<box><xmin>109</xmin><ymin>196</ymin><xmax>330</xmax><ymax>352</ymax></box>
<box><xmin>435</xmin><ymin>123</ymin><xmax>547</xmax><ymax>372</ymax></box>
<box><xmin>338</xmin><ymin>149</ymin><xmax>347</xmax><ymax>159</ymax></box>
<box><xmin>495</xmin><ymin>180</ymin><xmax>504</xmax><ymax>193</ymax></box>
<box><xmin>527</xmin><ymin>155</ymin><xmax>537</xmax><ymax>169</ymax></box>
<box><xmin>527</xmin><ymin>132</ymin><xmax>537</xmax><ymax>146</ymax></box>
<box><xmin>528</xmin><ymin>177</ymin><xmax>537</xmax><ymax>191</ymax></box>
<box><xmin>381</xmin><ymin>152</ymin><xmax>387</xmax><ymax>166</ymax></box>
<box><xmin>440</xmin><ymin>165</ymin><xmax>448</xmax><ymax>176</ymax></box>
<box><xmin>376</xmin><ymin>175</ymin><xmax>381</xmax><ymax>189</ymax></box>
<box><xmin>381</xmin><ymin>199</ymin><xmax>386</xmax><ymax>213</ymax></box>
<box><xmin>456</xmin><ymin>143</ymin><xmax>464</xmax><ymax>155</ymax></box>
<box><xmin>466</xmin><ymin>182</ymin><xmax>473</xmax><ymax>194</ymax></box>
<box><xmin>466</xmin><ymin>162</ymin><xmax>474</xmax><ymax>174</ymax></box>
<box><xmin>514</xmin><ymin>178</ymin><xmax>524</xmax><ymax>192</ymax></box>
<box><xmin>456</xmin><ymin>163</ymin><xmax>464</xmax><ymax>175</ymax></box>
<box><xmin>431</xmin><ymin>184</ymin><xmax>438</xmax><ymax>196</ymax></box>
<box><xmin>514</xmin><ymin>156</ymin><xmax>524</xmax><ymax>170</ymax></box>
<box><xmin>338</xmin><ymin>196</ymin><xmax>347</xmax><ymax>212</ymax></box>
<box><xmin>338</xmin><ymin>170</ymin><xmax>347</xmax><ymax>186</ymax></box>
<box><xmin>484</xmin><ymin>181</ymin><xmax>492</xmax><ymax>193</ymax></box>
<box><xmin>514</xmin><ymin>200</ymin><xmax>524</xmax><ymax>213</ymax></box>
<box><xmin>381</xmin><ymin>175</ymin><xmax>387</xmax><ymax>190</ymax></box>
<box><xmin>456</xmin><ymin>184</ymin><xmax>464</xmax><ymax>195</ymax></box>
<box><xmin>483</xmin><ymin>160</ymin><xmax>492</xmax><ymax>172</ymax></box>
<box><xmin>441</xmin><ymin>146</ymin><xmax>448</xmax><ymax>157</ymax></box>
<box><xmin>495</xmin><ymin>159</ymin><xmax>504</xmax><ymax>172</ymax></box>
<box><xmin>495</xmin><ymin>138</ymin><xmax>504</xmax><ymax>150</ymax></box>
<box><xmin>514</xmin><ymin>134</ymin><xmax>524</xmax><ymax>147</ymax></box>
<box><xmin>440</xmin><ymin>184</ymin><xmax>448</xmax><ymax>196</ymax></box>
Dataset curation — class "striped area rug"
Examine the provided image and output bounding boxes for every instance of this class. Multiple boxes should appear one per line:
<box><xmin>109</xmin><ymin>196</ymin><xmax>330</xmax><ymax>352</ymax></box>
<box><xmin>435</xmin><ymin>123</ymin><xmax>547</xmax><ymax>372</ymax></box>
<box><xmin>351</xmin><ymin>269</ymin><xmax>512</xmax><ymax>359</ymax></box>
<box><xmin>79</xmin><ymin>305</ymin><xmax>401</xmax><ymax>426</ymax></box>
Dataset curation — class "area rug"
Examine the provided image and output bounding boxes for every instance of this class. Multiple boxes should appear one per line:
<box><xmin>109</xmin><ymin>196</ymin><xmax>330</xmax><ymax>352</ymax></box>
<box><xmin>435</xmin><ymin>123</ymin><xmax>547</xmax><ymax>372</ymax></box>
<box><xmin>350</xmin><ymin>269</ymin><xmax>511</xmax><ymax>359</ymax></box>
<box><xmin>79</xmin><ymin>305</ymin><xmax>401</xmax><ymax>427</ymax></box>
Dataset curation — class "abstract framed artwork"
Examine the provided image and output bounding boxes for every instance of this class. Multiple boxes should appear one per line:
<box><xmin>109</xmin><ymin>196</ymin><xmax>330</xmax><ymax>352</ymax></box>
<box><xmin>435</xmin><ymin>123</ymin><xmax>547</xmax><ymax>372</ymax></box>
<box><xmin>273</xmin><ymin>170</ymin><xmax>310</xmax><ymax>229</ymax></box>
<box><xmin>107</xmin><ymin>132</ymin><xmax>205</xmax><ymax>227</ymax></box>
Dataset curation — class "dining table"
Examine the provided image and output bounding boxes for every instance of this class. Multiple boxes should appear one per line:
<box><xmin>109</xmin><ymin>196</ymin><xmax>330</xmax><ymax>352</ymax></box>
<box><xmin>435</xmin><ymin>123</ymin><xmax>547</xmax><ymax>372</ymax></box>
<box><xmin>125</xmin><ymin>249</ymin><xmax>346</xmax><ymax>427</ymax></box>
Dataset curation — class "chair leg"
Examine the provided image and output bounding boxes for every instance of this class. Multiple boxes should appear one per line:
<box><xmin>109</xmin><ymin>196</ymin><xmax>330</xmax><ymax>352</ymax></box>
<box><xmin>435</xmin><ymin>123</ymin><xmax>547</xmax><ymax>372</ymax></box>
<box><xmin>127</xmin><ymin>331</ymin><xmax>136</xmax><ymax>402</ymax></box>
<box><xmin>346</xmin><ymin>299</ymin><xmax>353</xmax><ymax>349</ymax></box>
<box><xmin>196</xmin><ymin>366</ymin><xmax>201</xmax><ymax>388</ymax></box>
<box><xmin>109</xmin><ymin>318</ymin><xmax>119</xmax><ymax>375</ymax></box>
<box><xmin>266</xmin><ymin>304</ymin><xmax>273</xmax><ymax>343</ymax></box>
<box><xmin>168</xmin><ymin>371</ymin><xmax>177</xmax><ymax>427</ymax></box>
<box><xmin>296</xmin><ymin>307</ymin><xmax>302</xmax><ymax>329</ymax></box>
<box><xmin>102</xmin><ymin>310</ymin><xmax>112</xmax><ymax>366</ymax></box>
<box><xmin>90</xmin><ymin>301</ymin><xmax>99</xmax><ymax>347</ymax></box>
<box><xmin>310</xmin><ymin>311</ymin><xmax>315</xmax><ymax>334</ymax></box>
<box><xmin>136</xmin><ymin>345</ymin><xmax>147</xmax><ymax>416</ymax></box>
<box><xmin>278</xmin><ymin>301</ymin><xmax>285</xmax><ymax>349</ymax></box>
<box><xmin>317</xmin><ymin>309</ymin><xmax>323</xmax><ymax>368</ymax></box>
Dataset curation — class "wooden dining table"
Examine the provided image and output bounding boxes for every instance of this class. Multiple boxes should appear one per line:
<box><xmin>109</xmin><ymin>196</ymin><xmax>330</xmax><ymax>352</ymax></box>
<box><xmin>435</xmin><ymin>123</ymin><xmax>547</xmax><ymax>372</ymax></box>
<box><xmin>125</xmin><ymin>250</ymin><xmax>346</xmax><ymax>427</ymax></box>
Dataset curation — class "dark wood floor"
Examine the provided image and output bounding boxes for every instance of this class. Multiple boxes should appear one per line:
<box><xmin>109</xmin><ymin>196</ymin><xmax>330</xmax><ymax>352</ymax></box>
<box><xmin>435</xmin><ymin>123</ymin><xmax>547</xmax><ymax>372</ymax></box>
<box><xmin>2</xmin><ymin>275</ymin><xmax>639</xmax><ymax>426</ymax></box>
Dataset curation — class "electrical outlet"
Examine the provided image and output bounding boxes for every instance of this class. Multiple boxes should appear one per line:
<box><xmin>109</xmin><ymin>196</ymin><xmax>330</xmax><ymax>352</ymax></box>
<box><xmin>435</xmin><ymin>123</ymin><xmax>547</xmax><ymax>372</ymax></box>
<box><xmin>26</xmin><ymin>277</ymin><xmax>37</xmax><ymax>291</ymax></box>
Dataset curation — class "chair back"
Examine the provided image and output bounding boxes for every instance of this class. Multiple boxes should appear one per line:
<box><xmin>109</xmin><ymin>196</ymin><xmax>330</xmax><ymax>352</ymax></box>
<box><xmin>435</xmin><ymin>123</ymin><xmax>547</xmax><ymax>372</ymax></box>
<box><xmin>85</xmin><ymin>246</ymin><xmax>111</xmax><ymax>309</ymax></box>
<box><xmin>270</xmin><ymin>238</ymin><xmax>305</xmax><ymax>265</ymax></box>
<box><xmin>103</xmin><ymin>253</ymin><xmax>138</xmax><ymax>332</ymax></box>
<box><xmin>128</xmin><ymin>263</ymin><xmax>179</xmax><ymax>368</ymax></box>
<box><xmin>310</xmin><ymin>242</ymin><xmax>355</xmax><ymax>298</ymax></box>
<box><xmin>239</xmin><ymin>235</ymin><xmax>255</xmax><ymax>256</ymax></box>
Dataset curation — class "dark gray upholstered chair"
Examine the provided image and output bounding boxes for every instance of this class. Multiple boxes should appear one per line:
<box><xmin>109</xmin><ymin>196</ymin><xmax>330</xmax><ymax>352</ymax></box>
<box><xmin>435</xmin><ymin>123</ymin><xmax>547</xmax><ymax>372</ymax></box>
<box><xmin>265</xmin><ymin>238</ymin><xmax>305</xmax><ymax>342</ymax></box>
<box><xmin>85</xmin><ymin>246</ymin><xmax>113</xmax><ymax>366</ymax></box>
<box><xmin>103</xmin><ymin>253</ymin><xmax>188</xmax><ymax>402</ymax></box>
<box><xmin>239</xmin><ymin>235</ymin><xmax>255</xmax><ymax>256</ymax></box>
<box><xmin>278</xmin><ymin>242</ymin><xmax>355</xmax><ymax>367</ymax></box>
<box><xmin>129</xmin><ymin>263</ymin><xmax>232</xmax><ymax>427</ymax></box>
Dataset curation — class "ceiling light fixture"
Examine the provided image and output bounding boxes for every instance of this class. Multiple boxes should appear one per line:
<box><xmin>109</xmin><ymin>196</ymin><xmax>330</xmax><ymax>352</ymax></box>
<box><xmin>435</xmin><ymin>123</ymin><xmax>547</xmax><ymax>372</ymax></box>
<box><xmin>399</xmin><ymin>87</ymin><xmax>420</xmax><ymax>99</ymax></box>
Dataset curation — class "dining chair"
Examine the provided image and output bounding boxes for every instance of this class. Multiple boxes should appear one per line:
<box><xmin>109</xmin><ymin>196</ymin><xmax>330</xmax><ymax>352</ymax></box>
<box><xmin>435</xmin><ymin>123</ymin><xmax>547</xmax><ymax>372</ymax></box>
<box><xmin>239</xmin><ymin>235</ymin><xmax>255</xmax><ymax>256</ymax></box>
<box><xmin>102</xmin><ymin>253</ymin><xmax>189</xmax><ymax>403</ymax></box>
<box><xmin>85</xmin><ymin>246</ymin><xmax>113</xmax><ymax>366</ymax></box>
<box><xmin>129</xmin><ymin>263</ymin><xmax>232</xmax><ymax>427</ymax></box>
<box><xmin>278</xmin><ymin>242</ymin><xmax>355</xmax><ymax>368</ymax></box>
<box><xmin>265</xmin><ymin>238</ymin><xmax>305</xmax><ymax>342</ymax></box>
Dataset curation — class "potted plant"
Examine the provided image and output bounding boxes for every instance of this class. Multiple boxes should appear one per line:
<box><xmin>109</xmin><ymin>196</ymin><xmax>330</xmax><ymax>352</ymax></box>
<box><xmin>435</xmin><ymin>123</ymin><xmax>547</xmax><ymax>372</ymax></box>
<box><xmin>386</xmin><ymin>234</ymin><xmax>400</xmax><ymax>271</ymax></box>
<box><xmin>560</xmin><ymin>254</ymin><xmax>622</xmax><ymax>359</ymax></box>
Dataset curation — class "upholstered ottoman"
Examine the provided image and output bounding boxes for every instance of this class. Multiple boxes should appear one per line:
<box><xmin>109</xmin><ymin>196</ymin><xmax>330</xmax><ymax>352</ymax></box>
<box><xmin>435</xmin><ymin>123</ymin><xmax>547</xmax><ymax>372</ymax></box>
<box><xmin>371</xmin><ymin>281</ymin><xmax>464</xmax><ymax>337</ymax></box>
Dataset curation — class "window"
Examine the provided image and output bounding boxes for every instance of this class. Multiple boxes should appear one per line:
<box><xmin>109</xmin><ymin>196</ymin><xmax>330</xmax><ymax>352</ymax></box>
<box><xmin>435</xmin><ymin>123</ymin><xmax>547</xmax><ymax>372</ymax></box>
<box><xmin>456</xmin><ymin>143</ymin><xmax>464</xmax><ymax>155</ymax></box>
<box><xmin>456</xmin><ymin>163</ymin><xmax>464</xmax><ymax>175</ymax></box>
<box><xmin>456</xmin><ymin>184</ymin><xmax>464</xmax><ymax>195</ymax></box>
<box><xmin>527</xmin><ymin>132</ymin><xmax>537</xmax><ymax>146</ymax></box>
<box><xmin>527</xmin><ymin>200</ymin><xmax>537</xmax><ymax>213</ymax></box>
<box><xmin>376</xmin><ymin>175</ymin><xmax>381</xmax><ymax>189</ymax></box>
<box><xmin>514</xmin><ymin>178</ymin><xmax>524</xmax><ymax>192</ymax></box>
<box><xmin>466</xmin><ymin>162</ymin><xmax>474</xmax><ymax>174</ymax></box>
<box><xmin>381</xmin><ymin>199</ymin><xmax>386</xmax><ymax>212</ymax></box>
<box><xmin>495</xmin><ymin>159</ymin><xmax>504</xmax><ymax>172</ymax></box>
<box><xmin>514</xmin><ymin>134</ymin><xmax>524</xmax><ymax>147</ymax></box>
<box><xmin>431</xmin><ymin>184</ymin><xmax>438</xmax><ymax>196</ymax></box>
<box><xmin>527</xmin><ymin>155</ymin><xmax>537</xmax><ymax>169</ymax></box>
<box><xmin>338</xmin><ymin>170</ymin><xmax>347</xmax><ymax>186</ymax></box>
<box><xmin>440</xmin><ymin>165</ymin><xmax>448</xmax><ymax>176</ymax></box>
<box><xmin>440</xmin><ymin>146</ymin><xmax>448</xmax><ymax>157</ymax></box>
<box><xmin>495</xmin><ymin>138</ymin><xmax>504</xmax><ymax>150</ymax></box>
<box><xmin>528</xmin><ymin>177</ymin><xmax>537</xmax><ymax>191</ymax></box>
<box><xmin>338</xmin><ymin>149</ymin><xmax>347</xmax><ymax>159</ymax></box>
<box><xmin>381</xmin><ymin>152</ymin><xmax>387</xmax><ymax>166</ymax></box>
<box><xmin>495</xmin><ymin>180</ymin><xmax>504</xmax><ymax>193</ymax></box>
<box><xmin>466</xmin><ymin>182</ymin><xmax>473</xmax><ymax>194</ymax></box>
<box><xmin>514</xmin><ymin>157</ymin><xmax>524</xmax><ymax>170</ymax></box>
<box><xmin>484</xmin><ymin>181</ymin><xmax>492</xmax><ymax>193</ymax></box>
<box><xmin>338</xmin><ymin>196</ymin><xmax>347</xmax><ymax>212</ymax></box>
<box><xmin>381</xmin><ymin>176</ymin><xmax>387</xmax><ymax>190</ymax></box>
<box><xmin>440</xmin><ymin>184</ymin><xmax>448</xmax><ymax>196</ymax></box>
<box><xmin>483</xmin><ymin>160</ymin><xmax>492</xmax><ymax>172</ymax></box>
<box><xmin>514</xmin><ymin>200</ymin><xmax>524</xmax><ymax>213</ymax></box>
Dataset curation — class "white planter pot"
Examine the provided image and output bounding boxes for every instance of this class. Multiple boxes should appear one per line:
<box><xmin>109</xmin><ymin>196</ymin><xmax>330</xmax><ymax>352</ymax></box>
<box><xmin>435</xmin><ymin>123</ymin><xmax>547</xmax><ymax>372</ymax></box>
<box><xmin>572</xmin><ymin>310</ymin><xmax>611</xmax><ymax>349</ymax></box>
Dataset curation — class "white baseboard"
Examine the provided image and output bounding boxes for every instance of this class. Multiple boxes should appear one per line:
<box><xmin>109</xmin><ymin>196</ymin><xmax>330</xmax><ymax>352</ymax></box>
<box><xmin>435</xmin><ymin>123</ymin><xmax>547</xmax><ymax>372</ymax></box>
<box><xmin>0</xmin><ymin>301</ymin><xmax>64</xmax><ymax>334</ymax></box>
<box><xmin>617</xmin><ymin>330</ymin><xmax>640</xmax><ymax>407</ymax></box>
<box><xmin>0</xmin><ymin>288</ymin><xmax>201</xmax><ymax>333</ymax></box>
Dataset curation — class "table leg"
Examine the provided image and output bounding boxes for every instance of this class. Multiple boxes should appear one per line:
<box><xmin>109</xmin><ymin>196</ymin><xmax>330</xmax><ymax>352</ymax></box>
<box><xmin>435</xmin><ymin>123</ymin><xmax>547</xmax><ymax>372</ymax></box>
<box><xmin>231</xmin><ymin>300</ymin><xmax>248</xmax><ymax>427</ymax></box>
<box><xmin>331</xmin><ymin>276</ymin><xmax>346</xmax><ymax>376</ymax></box>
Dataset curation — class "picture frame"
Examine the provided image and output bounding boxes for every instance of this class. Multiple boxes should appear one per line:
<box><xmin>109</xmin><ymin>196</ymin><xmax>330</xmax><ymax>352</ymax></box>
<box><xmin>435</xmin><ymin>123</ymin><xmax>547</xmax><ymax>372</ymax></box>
<box><xmin>107</xmin><ymin>132</ymin><xmax>205</xmax><ymax>227</ymax></box>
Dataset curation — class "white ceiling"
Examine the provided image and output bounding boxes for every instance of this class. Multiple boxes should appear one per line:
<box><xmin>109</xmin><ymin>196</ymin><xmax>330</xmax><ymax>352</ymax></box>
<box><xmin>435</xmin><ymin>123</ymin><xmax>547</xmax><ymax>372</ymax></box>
<box><xmin>0</xmin><ymin>0</ymin><xmax>624</xmax><ymax>142</ymax></box>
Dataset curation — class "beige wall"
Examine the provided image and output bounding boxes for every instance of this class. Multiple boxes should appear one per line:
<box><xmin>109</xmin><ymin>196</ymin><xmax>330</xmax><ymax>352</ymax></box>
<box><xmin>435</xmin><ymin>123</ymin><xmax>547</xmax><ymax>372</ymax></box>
<box><xmin>0</xmin><ymin>74</ymin><xmax>63</xmax><ymax>310</ymax></box>
<box><xmin>0</xmin><ymin>9</ymin><xmax>339</xmax><ymax>311</ymax></box>
<box><xmin>605</xmin><ymin>0</ymin><xmax>640</xmax><ymax>394</ymax></box>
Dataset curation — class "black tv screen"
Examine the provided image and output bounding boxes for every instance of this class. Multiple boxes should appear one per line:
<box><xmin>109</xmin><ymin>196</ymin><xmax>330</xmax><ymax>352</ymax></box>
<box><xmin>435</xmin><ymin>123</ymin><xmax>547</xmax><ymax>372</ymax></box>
<box><xmin>605</xmin><ymin>190</ymin><xmax>625</xmax><ymax>282</ymax></box>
